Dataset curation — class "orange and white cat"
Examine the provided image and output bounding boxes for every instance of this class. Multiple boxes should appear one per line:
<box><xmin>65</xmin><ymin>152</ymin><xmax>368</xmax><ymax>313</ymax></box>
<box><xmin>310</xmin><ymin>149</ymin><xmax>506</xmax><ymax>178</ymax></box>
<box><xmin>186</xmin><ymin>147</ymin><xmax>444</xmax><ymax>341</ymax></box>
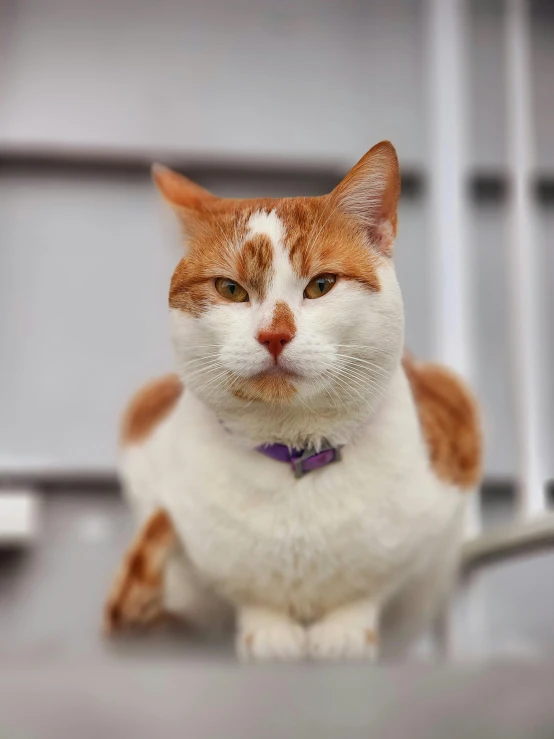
<box><xmin>105</xmin><ymin>141</ymin><xmax>481</xmax><ymax>661</ymax></box>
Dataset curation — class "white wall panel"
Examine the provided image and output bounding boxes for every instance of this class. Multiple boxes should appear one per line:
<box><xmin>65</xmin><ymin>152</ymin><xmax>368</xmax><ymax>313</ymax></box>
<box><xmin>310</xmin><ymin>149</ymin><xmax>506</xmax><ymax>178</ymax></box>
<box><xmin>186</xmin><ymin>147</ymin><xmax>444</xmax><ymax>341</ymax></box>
<box><xmin>0</xmin><ymin>170</ymin><xmax>176</xmax><ymax>470</ymax></box>
<box><xmin>0</xmin><ymin>0</ymin><xmax>427</xmax><ymax>167</ymax></box>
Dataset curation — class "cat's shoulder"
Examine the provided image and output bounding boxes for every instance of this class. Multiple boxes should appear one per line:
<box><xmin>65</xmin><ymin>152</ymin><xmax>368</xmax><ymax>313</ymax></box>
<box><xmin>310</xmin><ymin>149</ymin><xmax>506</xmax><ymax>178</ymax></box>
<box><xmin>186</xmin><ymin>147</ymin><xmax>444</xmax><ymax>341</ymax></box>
<box><xmin>402</xmin><ymin>353</ymin><xmax>482</xmax><ymax>490</ymax></box>
<box><xmin>120</xmin><ymin>374</ymin><xmax>183</xmax><ymax>446</ymax></box>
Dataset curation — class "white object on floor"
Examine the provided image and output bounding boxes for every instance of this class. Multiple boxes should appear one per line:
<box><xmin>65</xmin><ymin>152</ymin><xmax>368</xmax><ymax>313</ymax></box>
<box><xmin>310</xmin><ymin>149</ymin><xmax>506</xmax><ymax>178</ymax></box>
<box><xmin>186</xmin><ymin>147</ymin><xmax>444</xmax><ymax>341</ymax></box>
<box><xmin>0</xmin><ymin>490</ymin><xmax>40</xmax><ymax>545</ymax></box>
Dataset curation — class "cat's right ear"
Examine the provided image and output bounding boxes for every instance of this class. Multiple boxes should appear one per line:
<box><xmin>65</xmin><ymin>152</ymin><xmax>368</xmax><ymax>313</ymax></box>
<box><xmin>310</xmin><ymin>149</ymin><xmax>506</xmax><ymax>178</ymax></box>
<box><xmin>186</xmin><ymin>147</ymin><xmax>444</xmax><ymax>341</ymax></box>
<box><xmin>152</xmin><ymin>164</ymin><xmax>219</xmax><ymax>232</ymax></box>
<box><xmin>332</xmin><ymin>141</ymin><xmax>400</xmax><ymax>256</ymax></box>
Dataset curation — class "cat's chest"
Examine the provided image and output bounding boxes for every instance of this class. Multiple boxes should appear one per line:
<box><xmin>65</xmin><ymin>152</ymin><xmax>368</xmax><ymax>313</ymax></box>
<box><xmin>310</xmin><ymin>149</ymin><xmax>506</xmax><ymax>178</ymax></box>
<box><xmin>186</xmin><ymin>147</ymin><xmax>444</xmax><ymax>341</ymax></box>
<box><xmin>161</xmin><ymin>429</ymin><xmax>458</xmax><ymax>613</ymax></box>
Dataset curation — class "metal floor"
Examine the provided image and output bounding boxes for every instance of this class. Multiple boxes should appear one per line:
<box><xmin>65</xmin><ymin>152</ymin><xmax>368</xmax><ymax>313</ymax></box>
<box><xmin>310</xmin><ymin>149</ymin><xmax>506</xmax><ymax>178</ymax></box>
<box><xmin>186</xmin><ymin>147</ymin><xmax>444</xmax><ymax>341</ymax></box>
<box><xmin>2</xmin><ymin>487</ymin><xmax>554</xmax><ymax>665</ymax></box>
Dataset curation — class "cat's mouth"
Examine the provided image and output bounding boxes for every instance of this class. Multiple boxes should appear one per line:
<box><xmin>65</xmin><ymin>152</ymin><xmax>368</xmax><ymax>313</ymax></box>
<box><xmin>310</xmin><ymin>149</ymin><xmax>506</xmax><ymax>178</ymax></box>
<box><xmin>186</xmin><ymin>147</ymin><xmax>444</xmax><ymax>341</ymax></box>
<box><xmin>255</xmin><ymin>364</ymin><xmax>301</xmax><ymax>380</ymax></box>
<box><xmin>231</xmin><ymin>367</ymin><xmax>299</xmax><ymax>404</ymax></box>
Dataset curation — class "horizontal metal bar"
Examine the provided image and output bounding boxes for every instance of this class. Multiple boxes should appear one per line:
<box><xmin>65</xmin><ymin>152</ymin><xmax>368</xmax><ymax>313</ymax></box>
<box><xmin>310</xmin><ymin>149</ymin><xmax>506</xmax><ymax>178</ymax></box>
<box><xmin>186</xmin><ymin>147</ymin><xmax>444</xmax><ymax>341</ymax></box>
<box><xmin>462</xmin><ymin>512</ymin><xmax>554</xmax><ymax>574</ymax></box>
<box><xmin>4</xmin><ymin>149</ymin><xmax>554</xmax><ymax>204</ymax></box>
<box><xmin>0</xmin><ymin>145</ymin><xmax>423</xmax><ymax>195</ymax></box>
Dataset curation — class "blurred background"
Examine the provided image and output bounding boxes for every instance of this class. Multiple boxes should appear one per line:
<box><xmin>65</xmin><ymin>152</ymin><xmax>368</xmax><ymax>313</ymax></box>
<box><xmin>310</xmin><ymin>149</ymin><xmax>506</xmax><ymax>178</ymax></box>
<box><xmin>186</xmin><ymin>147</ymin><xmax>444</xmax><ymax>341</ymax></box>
<box><xmin>1</xmin><ymin>0</ymin><xmax>554</xmax><ymax>710</ymax></box>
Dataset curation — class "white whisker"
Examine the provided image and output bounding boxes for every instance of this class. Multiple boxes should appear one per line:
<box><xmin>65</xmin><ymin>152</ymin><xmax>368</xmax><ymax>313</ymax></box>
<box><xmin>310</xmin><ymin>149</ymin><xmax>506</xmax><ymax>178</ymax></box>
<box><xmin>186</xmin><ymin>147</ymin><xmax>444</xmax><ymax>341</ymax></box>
<box><xmin>334</xmin><ymin>368</ymin><xmax>388</xmax><ymax>404</ymax></box>
<box><xmin>329</xmin><ymin>372</ymin><xmax>367</xmax><ymax>405</ymax></box>
<box><xmin>334</xmin><ymin>355</ymin><xmax>391</xmax><ymax>380</ymax></box>
<box><xmin>185</xmin><ymin>362</ymin><xmax>224</xmax><ymax>381</ymax></box>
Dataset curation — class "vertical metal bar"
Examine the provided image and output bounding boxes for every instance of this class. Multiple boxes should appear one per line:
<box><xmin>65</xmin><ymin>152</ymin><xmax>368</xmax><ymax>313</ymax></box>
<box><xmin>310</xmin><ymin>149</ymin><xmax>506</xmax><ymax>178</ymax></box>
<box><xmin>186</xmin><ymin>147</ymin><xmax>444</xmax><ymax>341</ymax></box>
<box><xmin>505</xmin><ymin>0</ymin><xmax>546</xmax><ymax>516</ymax></box>
<box><xmin>426</xmin><ymin>0</ymin><xmax>481</xmax><ymax>538</ymax></box>
<box><xmin>427</xmin><ymin>0</ymin><xmax>472</xmax><ymax>382</ymax></box>
<box><xmin>426</xmin><ymin>0</ymin><xmax>485</xmax><ymax>662</ymax></box>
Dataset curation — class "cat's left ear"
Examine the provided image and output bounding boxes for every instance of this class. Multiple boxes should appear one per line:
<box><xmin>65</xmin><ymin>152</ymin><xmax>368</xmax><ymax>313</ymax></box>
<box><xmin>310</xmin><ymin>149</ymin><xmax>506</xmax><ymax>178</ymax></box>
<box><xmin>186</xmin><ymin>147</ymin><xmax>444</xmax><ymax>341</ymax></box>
<box><xmin>152</xmin><ymin>164</ymin><xmax>220</xmax><ymax>234</ymax></box>
<box><xmin>333</xmin><ymin>141</ymin><xmax>400</xmax><ymax>256</ymax></box>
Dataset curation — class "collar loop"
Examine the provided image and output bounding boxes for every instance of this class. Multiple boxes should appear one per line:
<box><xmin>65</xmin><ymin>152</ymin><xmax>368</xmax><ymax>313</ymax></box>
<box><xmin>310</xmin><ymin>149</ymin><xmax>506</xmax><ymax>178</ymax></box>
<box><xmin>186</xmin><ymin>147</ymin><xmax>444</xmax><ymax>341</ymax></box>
<box><xmin>256</xmin><ymin>440</ymin><xmax>341</xmax><ymax>478</ymax></box>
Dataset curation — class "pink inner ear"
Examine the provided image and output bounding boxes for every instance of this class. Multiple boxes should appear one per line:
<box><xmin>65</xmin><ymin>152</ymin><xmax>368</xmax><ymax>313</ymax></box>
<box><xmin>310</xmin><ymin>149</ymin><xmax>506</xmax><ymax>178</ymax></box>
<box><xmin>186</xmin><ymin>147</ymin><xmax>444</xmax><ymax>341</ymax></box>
<box><xmin>369</xmin><ymin>219</ymin><xmax>396</xmax><ymax>256</ymax></box>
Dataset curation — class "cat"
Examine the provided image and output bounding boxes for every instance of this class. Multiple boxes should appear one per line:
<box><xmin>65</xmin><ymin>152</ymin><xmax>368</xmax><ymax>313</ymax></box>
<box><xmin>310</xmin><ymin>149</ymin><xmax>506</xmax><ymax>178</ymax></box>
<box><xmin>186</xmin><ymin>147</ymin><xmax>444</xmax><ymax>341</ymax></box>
<box><xmin>104</xmin><ymin>141</ymin><xmax>482</xmax><ymax>661</ymax></box>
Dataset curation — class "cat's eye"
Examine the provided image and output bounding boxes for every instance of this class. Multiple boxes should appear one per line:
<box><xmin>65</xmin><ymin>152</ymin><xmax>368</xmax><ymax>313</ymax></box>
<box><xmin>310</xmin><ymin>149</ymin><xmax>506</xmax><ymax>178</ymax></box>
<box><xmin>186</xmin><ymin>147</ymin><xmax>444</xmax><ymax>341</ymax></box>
<box><xmin>215</xmin><ymin>277</ymin><xmax>249</xmax><ymax>303</ymax></box>
<box><xmin>304</xmin><ymin>274</ymin><xmax>337</xmax><ymax>300</ymax></box>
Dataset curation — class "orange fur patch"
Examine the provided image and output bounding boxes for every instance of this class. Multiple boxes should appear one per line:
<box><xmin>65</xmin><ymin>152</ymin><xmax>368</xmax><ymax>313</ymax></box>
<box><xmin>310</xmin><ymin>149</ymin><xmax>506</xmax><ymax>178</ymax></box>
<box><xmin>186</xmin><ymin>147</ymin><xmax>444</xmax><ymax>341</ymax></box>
<box><xmin>104</xmin><ymin>508</ymin><xmax>177</xmax><ymax>633</ymax></box>
<box><xmin>153</xmin><ymin>164</ymin><xmax>217</xmax><ymax>210</ymax></box>
<box><xmin>237</xmin><ymin>234</ymin><xmax>274</xmax><ymax>299</ymax></box>
<box><xmin>168</xmin><ymin>201</ymin><xmax>269</xmax><ymax>315</ymax></box>
<box><xmin>269</xmin><ymin>300</ymin><xmax>296</xmax><ymax>336</ymax></box>
<box><xmin>403</xmin><ymin>355</ymin><xmax>482</xmax><ymax>489</ymax></box>
<box><xmin>232</xmin><ymin>373</ymin><xmax>296</xmax><ymax>404</ymax></box>
<box><xmin>169</xmin><ymin>257</ymin><xmax>219</xmax><ymax>317</ymax></box>
<box><xmin>277</xmin><ymin>197</ymin><xmax>381</xmax><ymax>291</ymax></box>
<box><xmin>121</xmin><ymin>374</ymin><xmax>183</xmax><ymax>445</ymax></box>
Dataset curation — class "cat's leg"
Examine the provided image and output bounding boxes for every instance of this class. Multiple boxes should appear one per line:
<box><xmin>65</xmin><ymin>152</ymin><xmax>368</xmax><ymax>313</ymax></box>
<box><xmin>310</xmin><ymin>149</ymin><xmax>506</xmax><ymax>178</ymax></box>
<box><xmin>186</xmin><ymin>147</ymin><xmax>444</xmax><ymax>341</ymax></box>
<box><xmin>236</xmin><ymin>605</ymin><xmax>308</xmax><ymax>662</ymax></box>
<box><xmin>104</xmin><ymin>508</ymin><xmax>176</xmax><ymax>632</ymax></box>
<box><xmin>307</xmin><ymin>598</ymin><xmax>379</xmax><ymax>661</ymax></box>
<box><xmin>379</xmin><ymin>522</ymin><xmax>462</xmax><ymax>661</ymax></box>
<box><xmin>104</xmin><ymin>508</ymin><xmax>232</xmax><ymax>634</ymax></box>
<box><xmin>163</xmin><ymin>549</ymin><xmax>233</xmax><ymax>633</ymax></box>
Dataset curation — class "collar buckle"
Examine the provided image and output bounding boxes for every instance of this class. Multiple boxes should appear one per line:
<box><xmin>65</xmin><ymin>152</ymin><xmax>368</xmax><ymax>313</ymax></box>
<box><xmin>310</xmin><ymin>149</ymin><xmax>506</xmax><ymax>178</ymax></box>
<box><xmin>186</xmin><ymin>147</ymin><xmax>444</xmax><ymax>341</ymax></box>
<box><xmin>291</xmin><ymin>442</ymin><xmax>341</xmax><ymax>479</ymax></box>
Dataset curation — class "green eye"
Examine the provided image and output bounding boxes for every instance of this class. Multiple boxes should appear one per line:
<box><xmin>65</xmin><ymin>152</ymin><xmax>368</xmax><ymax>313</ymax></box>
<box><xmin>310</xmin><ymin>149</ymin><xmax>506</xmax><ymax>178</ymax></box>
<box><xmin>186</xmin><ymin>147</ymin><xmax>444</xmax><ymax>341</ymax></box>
<box><xmin>304</xmin><ymin>274</ymin><xmax>337</xmax><ymax>299</ymax></box>
<box><xmin>215</xmin><ymin>278</ymin><xmax>249</xmax><ymax>303</ymax></box>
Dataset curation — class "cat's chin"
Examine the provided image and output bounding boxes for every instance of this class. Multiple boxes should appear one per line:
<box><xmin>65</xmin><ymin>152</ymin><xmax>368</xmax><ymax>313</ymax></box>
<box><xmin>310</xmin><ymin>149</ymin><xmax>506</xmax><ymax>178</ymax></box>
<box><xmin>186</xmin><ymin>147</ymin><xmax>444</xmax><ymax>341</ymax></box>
<box><xmin>230</xmin><ymin>370</ymin><xmax>298</xmax><ymax>405</ymax></box>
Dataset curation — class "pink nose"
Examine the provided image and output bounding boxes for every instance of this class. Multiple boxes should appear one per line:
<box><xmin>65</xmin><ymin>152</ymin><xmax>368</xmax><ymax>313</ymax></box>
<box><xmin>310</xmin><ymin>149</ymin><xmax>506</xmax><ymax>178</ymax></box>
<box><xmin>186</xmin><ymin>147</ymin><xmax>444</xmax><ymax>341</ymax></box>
<box><xmin>257</xmin><ymin>329</ymin><xmax>293</xmax><ymax>360</ymax></box>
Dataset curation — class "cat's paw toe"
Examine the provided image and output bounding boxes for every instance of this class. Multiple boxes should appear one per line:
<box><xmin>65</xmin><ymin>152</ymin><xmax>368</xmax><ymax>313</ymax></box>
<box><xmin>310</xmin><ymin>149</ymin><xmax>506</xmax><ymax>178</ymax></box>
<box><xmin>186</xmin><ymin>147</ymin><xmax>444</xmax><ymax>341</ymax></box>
<box><xmin>308</xmin><ymin>621</ymin><xmax>377</xmax><ymax>661</ymax></box>
<box><xmin>237</xmin><ymin>622</ymin><xmax>307</xmax><ymax>662</ymax></box>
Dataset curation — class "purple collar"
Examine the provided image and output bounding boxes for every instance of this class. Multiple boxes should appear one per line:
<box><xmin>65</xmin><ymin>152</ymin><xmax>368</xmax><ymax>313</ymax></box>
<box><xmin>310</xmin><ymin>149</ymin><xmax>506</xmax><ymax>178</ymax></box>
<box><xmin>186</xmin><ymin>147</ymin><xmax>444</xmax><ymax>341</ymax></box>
<box><xmin>256</xmin><ymin>440</ymin><xmax>341</xmax><ymax>478</ymax></box>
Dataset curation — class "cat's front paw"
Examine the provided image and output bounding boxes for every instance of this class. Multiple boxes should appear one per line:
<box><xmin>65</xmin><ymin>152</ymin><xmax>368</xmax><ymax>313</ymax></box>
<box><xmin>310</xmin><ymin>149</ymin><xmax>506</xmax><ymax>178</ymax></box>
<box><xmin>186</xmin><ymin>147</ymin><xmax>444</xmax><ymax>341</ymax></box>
<box><xmin>237</xmin><ymin>619</ymin><xmax>307</xmax><ymax>662</ymax></box>
<box><xmin>308</xmin><ymin>621</ymin><xmax>377</xmax><ymax>661</ymax></box>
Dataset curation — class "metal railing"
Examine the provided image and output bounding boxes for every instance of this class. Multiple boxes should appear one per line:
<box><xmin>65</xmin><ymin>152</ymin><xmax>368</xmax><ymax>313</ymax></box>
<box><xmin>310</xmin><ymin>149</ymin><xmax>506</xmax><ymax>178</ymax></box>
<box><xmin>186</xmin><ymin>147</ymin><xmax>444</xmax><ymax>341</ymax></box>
<box><xmin>428</xmin><ymin>0</ymin><xmax>553</xmax><ymax>579</ymax></box>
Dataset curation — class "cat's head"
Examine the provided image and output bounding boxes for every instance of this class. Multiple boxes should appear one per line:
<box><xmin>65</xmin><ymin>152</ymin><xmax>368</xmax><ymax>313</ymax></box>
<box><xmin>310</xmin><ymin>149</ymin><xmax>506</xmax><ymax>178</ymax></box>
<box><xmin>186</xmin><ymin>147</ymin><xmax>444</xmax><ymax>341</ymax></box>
<box><xmin>154</xmin><ymin>141</ymin><xmax>404</xmax><ymax>432</ymax></box>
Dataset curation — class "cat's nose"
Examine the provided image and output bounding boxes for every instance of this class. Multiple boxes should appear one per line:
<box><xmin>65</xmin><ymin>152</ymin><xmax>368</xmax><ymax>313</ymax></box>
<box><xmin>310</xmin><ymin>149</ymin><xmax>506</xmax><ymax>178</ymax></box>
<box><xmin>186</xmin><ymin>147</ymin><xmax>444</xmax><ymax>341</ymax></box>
<box><xmin>257</xmin><ymin>329</ymin><xmax>294</xmax><ymax>360</ymax></box>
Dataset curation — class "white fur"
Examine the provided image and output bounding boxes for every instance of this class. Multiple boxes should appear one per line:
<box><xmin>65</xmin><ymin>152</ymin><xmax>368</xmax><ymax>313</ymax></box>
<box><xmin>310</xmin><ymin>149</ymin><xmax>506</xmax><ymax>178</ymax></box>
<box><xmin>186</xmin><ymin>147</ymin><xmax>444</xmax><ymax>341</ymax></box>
<box><xmin>121</xmin><ymin>216</ymin><xmax>465</xmax><ymax>662</ymax></box>
<box><xmin>246</xmin><ymin>209</ymin><xmax>284</xmax><ymax>245</ymax></box>
<box><xmin>308</xmin><ymin>599</ymin><xmax>378</xmax><ymax>661</ymax></box>
<box><xmin>244</xmin><ymin>210</ymin><xmax>305</xmax><ymax>336</ymax></box>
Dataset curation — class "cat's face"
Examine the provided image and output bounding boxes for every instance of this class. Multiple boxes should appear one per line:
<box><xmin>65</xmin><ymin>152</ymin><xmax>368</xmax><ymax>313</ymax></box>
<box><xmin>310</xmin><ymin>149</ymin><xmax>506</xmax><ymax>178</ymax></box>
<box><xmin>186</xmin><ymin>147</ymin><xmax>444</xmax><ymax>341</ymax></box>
<box><xmin>155</xmin><ymin>142</ymin><xmax>404</xmax><ymax>418</ymax></box>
